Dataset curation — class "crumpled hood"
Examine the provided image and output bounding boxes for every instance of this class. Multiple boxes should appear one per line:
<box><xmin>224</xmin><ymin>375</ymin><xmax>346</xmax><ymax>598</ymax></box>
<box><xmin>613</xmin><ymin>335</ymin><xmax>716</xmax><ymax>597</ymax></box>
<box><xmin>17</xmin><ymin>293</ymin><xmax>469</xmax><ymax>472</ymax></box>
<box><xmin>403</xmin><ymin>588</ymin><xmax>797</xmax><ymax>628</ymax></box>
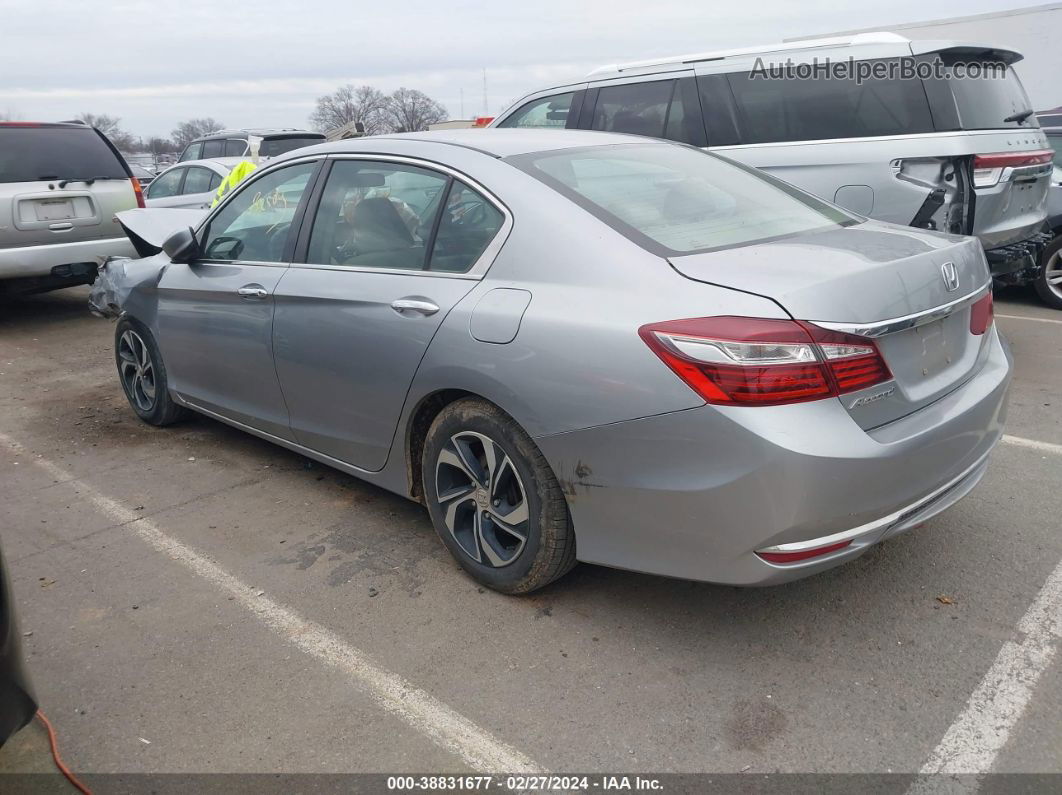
<box><xmin>116</xmin><ymin>208</ymin><xmax>207</xmax><ymax>257</ymax></box>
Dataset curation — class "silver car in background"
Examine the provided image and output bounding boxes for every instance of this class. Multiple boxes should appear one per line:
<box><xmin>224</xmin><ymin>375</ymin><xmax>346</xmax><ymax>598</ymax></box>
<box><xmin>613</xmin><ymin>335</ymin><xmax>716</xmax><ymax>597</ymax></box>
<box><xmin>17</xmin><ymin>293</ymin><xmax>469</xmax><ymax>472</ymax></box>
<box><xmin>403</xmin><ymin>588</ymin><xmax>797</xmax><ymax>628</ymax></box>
<box><xmin>492</xmin><ymin>33</ymin><xmax>1053</xmax><ymax>296</ymax></box>
<box><xmin>145</xmin><ymin>158</ymin><xmax>234</xmax><ymax>209</ymax></box>
<box><xmin>0</xmin><ymin>121</ymin><xmax>140</xmax><ymax>294</ymax></box>
<box><xmin>100</xmin><ymin>130</ymin><xmax>1011</xmax><ymax>593</ymax></box>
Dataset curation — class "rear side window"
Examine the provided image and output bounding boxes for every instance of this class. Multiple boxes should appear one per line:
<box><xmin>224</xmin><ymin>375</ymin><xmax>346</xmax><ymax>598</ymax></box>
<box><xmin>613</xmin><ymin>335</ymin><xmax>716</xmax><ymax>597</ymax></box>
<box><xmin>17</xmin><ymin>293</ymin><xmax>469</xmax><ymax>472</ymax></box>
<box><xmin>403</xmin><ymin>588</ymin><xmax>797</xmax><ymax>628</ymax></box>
<box><xmin>182</xmin><ymin>167</ymin><xmax>214</xmax><ymax>195</ymax></box>
<box><xmin>428</xmin><ymin>182</ymin><xmax>505</xmax><ymax>273</ymax></box>
<box><xmin>591</xmin><ymin>80</ymin><xmax>674</xmax><ymax>139</ymax></box>
<box><xmin>0</xmin><ymin>126</ymin><xmax>127</xmax><ymax>183</ymax></box>
<box><xmin>497</xmin><ymin>93</ymin><xmax>575</xmax><ymax>128</ymax></box>
<box><xmin>512</xmin><ymin>143</ymin><xmax>855</xmax><ymax>255</ymax></box>
<box><xmin>224</xmin><ymin>139</ymin><xmax>247</xmax><ymax>157</ymax></box>
<box><xmin>201</xmin><ymin>139</ymin><xmax>225</xmax><ymax>158</ymax></box>
<box><xmin>260</xmin><ymin>135</ymin><xmax>325</xmax><ymax>157</ymax></box>
<box><xmin>727</xmin><ymin>58</ymin><xmax>935</xmax><ymax>143</ymax></box>
<box><xmin>209</xmin><ymin>171</ymin><xmax>223</xmax><ymax>191</ymax></box>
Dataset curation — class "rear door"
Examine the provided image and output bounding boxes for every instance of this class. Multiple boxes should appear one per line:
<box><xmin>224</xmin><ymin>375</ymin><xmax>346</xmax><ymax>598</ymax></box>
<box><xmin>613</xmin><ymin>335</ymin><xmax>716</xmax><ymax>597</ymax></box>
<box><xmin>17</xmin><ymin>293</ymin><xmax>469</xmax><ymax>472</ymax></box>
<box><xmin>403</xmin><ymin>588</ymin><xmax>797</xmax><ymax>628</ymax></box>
<box><xmin>156</xmin><ymin>159</ymin><xmax>320</xmax><ymax>439</ymax></box>
<box><xmin>0</xmin><ymin>124</ymin><xmax>134</xmax><ymax>250</ymax></box>
<box><xmin>272</xmin><ymin>157</ymin><xmax>509</xmax><ymax>471</ymax></box>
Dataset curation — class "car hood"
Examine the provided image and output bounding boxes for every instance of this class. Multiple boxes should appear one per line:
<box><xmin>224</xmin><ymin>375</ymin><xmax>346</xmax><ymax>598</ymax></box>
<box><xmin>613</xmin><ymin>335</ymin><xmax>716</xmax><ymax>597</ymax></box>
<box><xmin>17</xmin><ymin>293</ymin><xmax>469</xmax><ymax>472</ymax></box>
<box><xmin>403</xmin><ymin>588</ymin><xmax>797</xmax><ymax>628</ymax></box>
<box><xmin>116</xmin><ymin>208</ymin><xmax>208</xmax><ymax>258</ymax></box>
<box><xmin>667</xmin><ymin>221</ymin><xmax>989</xmax><ymax>324</ymax></box>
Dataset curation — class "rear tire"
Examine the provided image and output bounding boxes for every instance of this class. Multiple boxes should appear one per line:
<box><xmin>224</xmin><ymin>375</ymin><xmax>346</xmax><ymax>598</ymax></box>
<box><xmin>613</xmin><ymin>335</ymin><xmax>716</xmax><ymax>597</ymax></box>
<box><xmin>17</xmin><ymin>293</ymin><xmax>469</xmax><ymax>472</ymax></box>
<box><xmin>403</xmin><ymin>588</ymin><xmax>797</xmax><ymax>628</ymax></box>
<box><xmin>114</xmin><ymin>317</ymin><xmax>187</xmax><ymax>426</ymax></box>
<box><xmin>1034</xmin><ymin>235</ymin><xmax>1062</xmax><ymax>310</ymax></box>
<box><xmin>422</xmin><ymin>398</ymin><xmax>576</xmax><ymax>594</ymax></box>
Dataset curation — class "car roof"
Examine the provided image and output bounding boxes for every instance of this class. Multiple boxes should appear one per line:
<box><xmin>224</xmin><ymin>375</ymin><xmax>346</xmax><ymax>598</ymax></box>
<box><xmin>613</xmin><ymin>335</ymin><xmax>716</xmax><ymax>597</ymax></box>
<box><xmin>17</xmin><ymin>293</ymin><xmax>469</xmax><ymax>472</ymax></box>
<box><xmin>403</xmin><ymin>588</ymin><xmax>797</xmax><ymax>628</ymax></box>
<box><xmin>159</xmin><ymin>158</ymin><xmax>235</xmax><ymax>173</ymax></box>
<box><xmin>299</xmin><ymin>129</ymin><xmax>663</xmax><ymax>159</ymax></box>
<box><xmin>192</xmin><ymin>128</ymin><xmax>324</xmax><ymax>142</ymax></box>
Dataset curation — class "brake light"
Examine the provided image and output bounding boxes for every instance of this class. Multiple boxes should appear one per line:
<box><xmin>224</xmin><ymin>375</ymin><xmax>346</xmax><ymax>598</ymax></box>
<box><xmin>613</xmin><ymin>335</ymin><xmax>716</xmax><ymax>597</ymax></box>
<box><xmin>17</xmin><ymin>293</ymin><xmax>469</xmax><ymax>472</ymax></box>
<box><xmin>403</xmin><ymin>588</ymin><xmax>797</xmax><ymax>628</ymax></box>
<box><xmin>0</xmin><ymin>121</ymin><xmax>43</xmax><ymax>127</ymax></box>
<box><xmin>472</xmin><ymin>116</ymin><xmax>494</xmax><ymax>128</ymax></box>
<box><xmin>970</xmin><ymin>292</ymin><xmax>994</xmax><ymax>335</ymax></box>
<box><xmin>130</xmin><ymin>177</ymin><xmax>145</xmax><ymax>208</ymax></box>
<box><xmin>972</xmin><ymin>149</ymin><xmax>1054</xmax><ymax>187</ymax></box>
<box><xmin>639</xmin><ymin>317</ymin><xmax>892</xmax><ymax>406</ymax></box>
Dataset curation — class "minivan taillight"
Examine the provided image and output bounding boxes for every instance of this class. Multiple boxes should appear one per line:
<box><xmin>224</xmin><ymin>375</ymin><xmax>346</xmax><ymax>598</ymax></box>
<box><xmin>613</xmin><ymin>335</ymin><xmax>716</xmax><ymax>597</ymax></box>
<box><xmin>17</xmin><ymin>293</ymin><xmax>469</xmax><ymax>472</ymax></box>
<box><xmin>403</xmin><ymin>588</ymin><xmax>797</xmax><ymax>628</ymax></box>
<box><xmin>638</xmin><ymin>317</ymin><xmax>892</xmax><ymax>407</ymax></box>
<box><xmin>130</xmin><ymin>177</ymin><xmax>145</xmax><ymax>208</ymax></box>
<box><xmin>972</xmin><ymin>149</ymin><xmax>1054</xmax><ymax>188</ymax></box>
<box><xmin>970</xmin><ymin>292</ymin><xmax>994</xmax><ymax>335</ymax></box>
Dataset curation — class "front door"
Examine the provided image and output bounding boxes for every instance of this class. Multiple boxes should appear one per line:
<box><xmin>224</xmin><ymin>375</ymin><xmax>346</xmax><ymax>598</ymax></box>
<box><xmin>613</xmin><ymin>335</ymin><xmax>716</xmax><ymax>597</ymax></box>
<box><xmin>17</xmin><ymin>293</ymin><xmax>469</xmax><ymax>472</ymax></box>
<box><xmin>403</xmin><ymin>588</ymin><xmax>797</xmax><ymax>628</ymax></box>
<box><xmin>156</xmin><ymin>160</ymin><xmax>320</xmax><ymax>439</ymax></box>
<box><xmin>272</xmin><ymin>158</ymin><xmax>508</xmax><ymax>471</ymax></box>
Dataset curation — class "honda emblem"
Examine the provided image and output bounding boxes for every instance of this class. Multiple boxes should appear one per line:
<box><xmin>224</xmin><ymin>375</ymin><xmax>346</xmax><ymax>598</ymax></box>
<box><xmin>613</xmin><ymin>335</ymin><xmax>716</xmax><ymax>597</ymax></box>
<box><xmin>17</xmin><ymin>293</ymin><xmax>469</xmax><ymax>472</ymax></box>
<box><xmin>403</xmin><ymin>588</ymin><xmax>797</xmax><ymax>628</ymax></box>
<box><xmin>940</xmin><ymin>262</ymin><xmax>959</xmax><ymax>292</ymax></box>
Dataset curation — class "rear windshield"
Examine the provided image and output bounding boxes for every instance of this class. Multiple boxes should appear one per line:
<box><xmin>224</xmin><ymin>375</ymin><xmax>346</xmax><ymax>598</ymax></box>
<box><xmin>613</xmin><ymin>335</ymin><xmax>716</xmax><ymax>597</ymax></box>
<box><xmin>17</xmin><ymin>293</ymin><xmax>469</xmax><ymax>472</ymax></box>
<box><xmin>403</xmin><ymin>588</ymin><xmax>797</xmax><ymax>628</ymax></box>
<box><xmin>941</xmin><ymin>59</ymin><xmax>1038</xmax><ymax>130</ymax></box>
<box><xmin>261</xmin><ymin>135</ymin><xmax>326</xmax><ymax>157</ymax></box>
<box><xmin>511</xmin><ymin>143</ymin><xmax>856</xmax><ymax>255</ymax></box>
<box><xmin>0</xmin><ymin>126</ymin><xmax>127</xmax><ymax>183</ymax></box>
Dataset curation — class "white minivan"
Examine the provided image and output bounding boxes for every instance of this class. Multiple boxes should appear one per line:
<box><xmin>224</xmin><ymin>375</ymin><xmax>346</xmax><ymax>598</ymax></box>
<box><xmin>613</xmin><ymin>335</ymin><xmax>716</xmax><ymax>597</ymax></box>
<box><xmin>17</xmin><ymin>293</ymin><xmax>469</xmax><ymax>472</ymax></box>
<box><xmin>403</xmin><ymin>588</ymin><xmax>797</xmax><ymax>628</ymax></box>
<box><xmin>492</xmin><ymin>33</ymin><xmax>1054</xmax><ymax>299</ymax></box>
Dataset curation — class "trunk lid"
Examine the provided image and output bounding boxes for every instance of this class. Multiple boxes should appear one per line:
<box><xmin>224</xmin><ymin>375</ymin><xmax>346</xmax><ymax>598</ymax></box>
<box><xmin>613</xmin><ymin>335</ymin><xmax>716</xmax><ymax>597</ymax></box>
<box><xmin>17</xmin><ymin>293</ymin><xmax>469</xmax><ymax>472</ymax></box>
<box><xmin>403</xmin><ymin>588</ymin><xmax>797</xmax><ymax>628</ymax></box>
<box><xmin>668</xmin><ymin>222</ymin><xmax>993</xmax><ymax>428</ymax></box>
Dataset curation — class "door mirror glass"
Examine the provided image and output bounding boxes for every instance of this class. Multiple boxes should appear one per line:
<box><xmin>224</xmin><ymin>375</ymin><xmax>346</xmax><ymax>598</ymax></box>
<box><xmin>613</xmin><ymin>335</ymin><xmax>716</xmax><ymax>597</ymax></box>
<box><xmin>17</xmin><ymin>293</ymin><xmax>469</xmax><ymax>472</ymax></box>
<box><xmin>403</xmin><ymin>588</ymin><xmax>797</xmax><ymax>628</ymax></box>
<box><xmin>162</xmin><ymin>226</ymin><xmax>200</xmax><ymax>263</ymax></box>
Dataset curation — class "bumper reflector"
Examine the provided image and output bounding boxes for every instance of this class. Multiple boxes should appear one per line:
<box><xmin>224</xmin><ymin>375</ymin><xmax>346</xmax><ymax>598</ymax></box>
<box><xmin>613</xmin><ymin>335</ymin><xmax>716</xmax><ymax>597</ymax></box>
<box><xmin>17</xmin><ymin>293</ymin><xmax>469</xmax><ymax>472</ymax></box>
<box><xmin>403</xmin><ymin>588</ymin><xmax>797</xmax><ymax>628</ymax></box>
<box><xmin>756</xmin><ymin>539</ymin><xmax>852</xmax><ymax>564</ymax></box>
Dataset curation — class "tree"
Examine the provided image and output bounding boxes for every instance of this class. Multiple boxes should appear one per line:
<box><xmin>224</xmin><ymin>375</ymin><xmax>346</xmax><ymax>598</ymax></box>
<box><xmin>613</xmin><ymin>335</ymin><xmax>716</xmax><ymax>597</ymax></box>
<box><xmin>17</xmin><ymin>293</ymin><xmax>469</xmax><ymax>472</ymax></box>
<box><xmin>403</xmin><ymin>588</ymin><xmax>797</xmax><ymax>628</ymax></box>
<box><xmin>145</xmin><ymin>137</ymin><xmax>178</xmax><ymax>155</ymax></box>
<box><xmin>170</xmin><ymin>117</ymin><xmax>225</xmax><ymax>148</ymax></box>
<box><xmin>309</xmin><ymin>84</ymin><xmax>389</xmax><ymax>136</ymax></box>
<box><xmin>76</xmin><ymin>112</ymin><xmax>136</xmax><ymax>151</ymax></box>
<box><xmin>384</xmin><ymin>88</ymin><xmax>449</xmax><ymax>133</ymax></box>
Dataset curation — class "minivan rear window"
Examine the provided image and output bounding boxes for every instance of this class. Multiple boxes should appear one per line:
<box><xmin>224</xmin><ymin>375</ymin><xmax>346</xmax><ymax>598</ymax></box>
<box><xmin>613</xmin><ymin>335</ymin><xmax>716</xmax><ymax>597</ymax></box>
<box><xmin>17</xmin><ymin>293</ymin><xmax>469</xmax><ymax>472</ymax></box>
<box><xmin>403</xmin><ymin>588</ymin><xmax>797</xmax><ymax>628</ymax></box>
<box><xmin>0</xmin><ymin>126</ymin><xmax>127</xmax><ymax>184</ymax></box>
<box><xmin>940</xmin><ymin>60</ymin><xmax>1039</xmax><ymax>130</ymax></box>
<box><xmin>727</xmin><ymin>58</ymin><xmax>936</xmax><ymax>144</ymax></box>
<box><xmin>512</xmin><ymin>143</ymin><xmax>856</xmax><ymax>255</ymax></box>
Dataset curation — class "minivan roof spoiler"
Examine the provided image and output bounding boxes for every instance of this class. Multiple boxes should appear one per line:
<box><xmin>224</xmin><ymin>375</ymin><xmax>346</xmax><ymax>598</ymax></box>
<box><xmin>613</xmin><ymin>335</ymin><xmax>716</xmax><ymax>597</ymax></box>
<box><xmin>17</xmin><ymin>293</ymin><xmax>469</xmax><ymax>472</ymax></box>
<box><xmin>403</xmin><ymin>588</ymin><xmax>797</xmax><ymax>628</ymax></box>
<box><xmin>586</xmin><ymin>31</ymin><xmax>1022</xmax><ymax>76</ymax></box>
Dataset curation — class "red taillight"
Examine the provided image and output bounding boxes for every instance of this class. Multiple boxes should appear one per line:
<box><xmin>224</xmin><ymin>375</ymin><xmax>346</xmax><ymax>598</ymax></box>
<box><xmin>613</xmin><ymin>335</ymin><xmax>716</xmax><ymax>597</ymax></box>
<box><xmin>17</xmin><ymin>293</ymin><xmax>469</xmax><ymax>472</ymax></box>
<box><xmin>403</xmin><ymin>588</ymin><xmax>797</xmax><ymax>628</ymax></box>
<box><xmin>972</xmin><ymin>149</ymin><xmax>1054</xmax><ymax>187</ymax></box>
<box><xmin>130</xmin><ymin>177</ymin><xmax>145</xmax><ymax>208</ymax></box>
<box><xmin>970</xmin><ymin>292</ymin><xmax>994</xmax><ymax>335</ymax></box>
<box><xmin>638</xmin><ymin>316</ymin><xmax>892</xmax><ymax>407</ymax></box>
<box><xmin>472</xmin><ymin>116</ymin><xmax>495</xmax><ymax>128</ymax></box>
<box><xmin>756</xmin><ymin>540</ymin><xmax>852</xmax><ymax>564</ymax></box>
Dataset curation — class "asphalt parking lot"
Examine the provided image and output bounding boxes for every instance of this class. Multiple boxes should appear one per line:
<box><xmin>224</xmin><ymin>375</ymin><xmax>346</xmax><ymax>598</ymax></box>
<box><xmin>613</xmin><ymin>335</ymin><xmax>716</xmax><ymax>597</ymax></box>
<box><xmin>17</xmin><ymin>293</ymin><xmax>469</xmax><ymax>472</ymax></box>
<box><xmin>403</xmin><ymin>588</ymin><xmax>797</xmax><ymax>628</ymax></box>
<box><xmin>0</xmin><ymin>285</ymin><xmax>1059</xmax><ymax>782</ymax></box>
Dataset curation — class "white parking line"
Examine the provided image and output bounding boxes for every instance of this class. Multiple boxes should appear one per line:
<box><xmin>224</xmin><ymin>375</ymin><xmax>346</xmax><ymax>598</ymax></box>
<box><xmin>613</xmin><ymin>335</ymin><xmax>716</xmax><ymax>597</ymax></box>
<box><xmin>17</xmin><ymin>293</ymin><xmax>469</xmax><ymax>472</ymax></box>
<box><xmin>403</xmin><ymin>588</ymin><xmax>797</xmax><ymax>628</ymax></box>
<box><xmin>0</xmin><ymin>433</ymin><xmax>543</xmax><ymax>775</ymax></box>
<box><xmin>918</xmin><ymin>558</ymin><xmax>1062</xmax><ymax>776</ymax></box>
<box><xmin>996</xmin><ymin>313</ymin><xmax>1062</xmax><ymax>326</ymax></box>
<box><xmin>1002</xmin><ymin>435</ymin><xmax>1062</xmax><ymax>456</ymax></box>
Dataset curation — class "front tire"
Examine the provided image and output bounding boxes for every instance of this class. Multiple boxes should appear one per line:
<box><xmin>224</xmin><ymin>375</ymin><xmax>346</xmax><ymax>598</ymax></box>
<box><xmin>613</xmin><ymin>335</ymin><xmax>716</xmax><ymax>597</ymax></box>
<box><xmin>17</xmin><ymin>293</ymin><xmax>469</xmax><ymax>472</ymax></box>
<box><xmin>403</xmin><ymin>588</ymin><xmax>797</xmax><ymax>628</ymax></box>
<box><xmin>422</xmin><ymin>398</ymin><xmax>576</xmax><ymax>594</ymax></box>
<box><xmin>1034</xmin><ymin>235</ymin><xmax>1062</xmax><ymax>310</ymax></box>
<box><xmin>115</xmin><ymin>318</ymin><xmax>187</xmax><ymax>426</ymax></box>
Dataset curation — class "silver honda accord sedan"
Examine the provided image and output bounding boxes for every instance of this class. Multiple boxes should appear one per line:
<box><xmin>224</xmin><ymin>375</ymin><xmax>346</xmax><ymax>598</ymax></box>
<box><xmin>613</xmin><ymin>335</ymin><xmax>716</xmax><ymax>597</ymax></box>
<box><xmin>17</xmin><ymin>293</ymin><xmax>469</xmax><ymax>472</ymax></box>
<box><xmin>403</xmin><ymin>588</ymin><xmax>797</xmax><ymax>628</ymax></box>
<box><xmin>104</xmin><ymin>129</ymin><xmax>1011</xmax><ymax>593</ymax></box>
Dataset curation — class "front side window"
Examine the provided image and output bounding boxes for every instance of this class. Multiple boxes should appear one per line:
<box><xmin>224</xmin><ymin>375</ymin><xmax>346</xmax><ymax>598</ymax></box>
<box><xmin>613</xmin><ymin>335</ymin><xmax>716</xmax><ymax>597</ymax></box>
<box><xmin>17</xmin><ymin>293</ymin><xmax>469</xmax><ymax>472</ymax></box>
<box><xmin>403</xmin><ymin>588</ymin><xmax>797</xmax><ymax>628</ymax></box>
<box><xmin>179</xmin><ymin>142</ymin><xmax>202</xmax><ymax>162</ymax></box>
<box><xmin>181</xmin><ymin>167</ymin><xmax>214</xmax><ymax>195</ymax></box>
<box><xmin>201</xmin><ymin>139</ymin><xmax>225</xmax><ymax>158</ymax></box>
<box><xmin>497</xmin><ymin>93</ymin><xmax>574</xmax><ymax>128</ymax></box>
<box><xmin>146</xmin><ymin>167</ymin><xmax>183</xmax><ymax>199</ymax></box>
<box><xmin>201</xmin><ymin>162</ymin><xmax>317</xmax><ymax>262</ymax></box>
<box><xmin>307</xmin><ymin>160</ymin><xmax>449</xmax><ymax>270</ymax></box>
<box><xmin>512</xmin><ymin>143</ymin><xmax>855</xmax><ymax>255</ymax></box>
<box><xmin>591</xmin><ymin>80</ymin><xmax>674</xmax><ymax>139</ymax></box>
<box><xmin>727</xmin><ymin>58</ymin><xmax>935</xmax><ymax>144</ymax></box>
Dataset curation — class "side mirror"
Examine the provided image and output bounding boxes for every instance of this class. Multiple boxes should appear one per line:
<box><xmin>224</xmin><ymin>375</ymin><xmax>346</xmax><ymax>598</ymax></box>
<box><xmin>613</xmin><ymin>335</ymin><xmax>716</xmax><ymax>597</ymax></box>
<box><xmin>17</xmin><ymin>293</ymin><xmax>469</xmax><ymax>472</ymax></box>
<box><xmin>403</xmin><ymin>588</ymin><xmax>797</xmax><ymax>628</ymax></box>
<box><xmin>162</xmin><ymin>226</ymin><xmax>200</xmax><ymax>263</ymax></box>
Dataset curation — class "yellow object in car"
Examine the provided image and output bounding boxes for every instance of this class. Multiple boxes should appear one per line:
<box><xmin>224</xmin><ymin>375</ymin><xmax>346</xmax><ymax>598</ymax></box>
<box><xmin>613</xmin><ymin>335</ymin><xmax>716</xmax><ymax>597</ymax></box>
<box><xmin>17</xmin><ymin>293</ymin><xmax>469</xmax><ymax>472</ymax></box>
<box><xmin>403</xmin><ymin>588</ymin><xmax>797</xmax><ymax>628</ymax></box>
<box><xmin>211</xmin><ymin>161</ymin><xmax>258</xmax><ymax>207</ymax></box>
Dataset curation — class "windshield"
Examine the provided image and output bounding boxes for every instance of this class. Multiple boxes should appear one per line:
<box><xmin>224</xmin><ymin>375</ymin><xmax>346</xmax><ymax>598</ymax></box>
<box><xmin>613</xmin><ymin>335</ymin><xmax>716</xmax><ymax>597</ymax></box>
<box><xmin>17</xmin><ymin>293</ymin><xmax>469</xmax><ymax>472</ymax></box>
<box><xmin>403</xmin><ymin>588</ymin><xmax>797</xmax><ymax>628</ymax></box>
<box><xmin>0</xmin><ymin>126</ymin><xmax>128</xmax><ymax>183</ymax></box>
<box><xmin>510</xmin><ymin>144</ymin><xmax>857</xmax><ymax>255</ymax></box>
<box><xmin>943</xmin><ymin>60</ymin><xmax>1039</xmax><ymax>130</ymax></box>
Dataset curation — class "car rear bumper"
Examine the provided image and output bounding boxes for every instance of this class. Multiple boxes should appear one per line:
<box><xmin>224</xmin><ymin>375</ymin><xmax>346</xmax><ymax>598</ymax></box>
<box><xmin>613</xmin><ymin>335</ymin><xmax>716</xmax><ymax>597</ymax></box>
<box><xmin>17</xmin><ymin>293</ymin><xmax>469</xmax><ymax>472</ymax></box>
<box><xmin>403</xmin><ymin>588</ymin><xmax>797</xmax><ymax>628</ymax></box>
<box><xmin>535</xmin><ymin>327</ymin><xmax>1012</xmax><ymax>585</ymax></box>
<box><xmin>0</xmin><ymin>236</ymin><xmax>136</xmax><ymax>279</ymax></box>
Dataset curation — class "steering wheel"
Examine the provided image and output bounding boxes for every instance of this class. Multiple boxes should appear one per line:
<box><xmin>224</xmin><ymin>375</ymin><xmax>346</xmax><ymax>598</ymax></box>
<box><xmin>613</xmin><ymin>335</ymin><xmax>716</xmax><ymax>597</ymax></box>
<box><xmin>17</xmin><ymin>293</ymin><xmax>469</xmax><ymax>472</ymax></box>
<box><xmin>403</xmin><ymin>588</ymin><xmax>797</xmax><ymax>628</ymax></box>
<box><xmin>264</xmin><ymin>222</ymin><xmax>290</xmax><ymax>260</ymax></box>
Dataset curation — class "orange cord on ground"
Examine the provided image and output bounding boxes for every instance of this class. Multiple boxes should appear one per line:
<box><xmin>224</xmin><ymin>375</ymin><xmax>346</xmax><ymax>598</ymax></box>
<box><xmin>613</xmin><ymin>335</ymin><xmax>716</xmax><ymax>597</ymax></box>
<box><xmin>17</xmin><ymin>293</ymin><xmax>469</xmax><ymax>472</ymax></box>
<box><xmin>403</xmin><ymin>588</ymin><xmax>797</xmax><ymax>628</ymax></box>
<box><xmin>35</xmin><ymin>709</ymin><xmax>92</xmax><ymax>795</ymax></box>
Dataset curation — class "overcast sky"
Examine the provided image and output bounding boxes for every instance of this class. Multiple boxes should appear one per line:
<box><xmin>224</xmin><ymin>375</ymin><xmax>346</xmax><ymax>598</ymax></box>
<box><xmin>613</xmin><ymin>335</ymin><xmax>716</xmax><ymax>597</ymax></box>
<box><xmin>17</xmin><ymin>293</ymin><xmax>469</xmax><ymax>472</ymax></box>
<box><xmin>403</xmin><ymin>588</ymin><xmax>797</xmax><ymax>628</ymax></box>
<box><xmin>0</xmin><ymin>0</ymin><xmax>1039</xmax><ymax>139</ymax></box>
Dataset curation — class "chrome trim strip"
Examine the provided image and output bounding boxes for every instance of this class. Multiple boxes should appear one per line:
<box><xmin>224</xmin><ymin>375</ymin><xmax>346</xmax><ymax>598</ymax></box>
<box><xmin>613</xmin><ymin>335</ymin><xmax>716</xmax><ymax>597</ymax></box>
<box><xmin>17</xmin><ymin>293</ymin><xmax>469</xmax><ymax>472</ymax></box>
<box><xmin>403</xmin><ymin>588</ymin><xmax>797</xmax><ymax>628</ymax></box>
<box><xmin>710</xmin><ymin>128</ymin><xmax>1048</xmax><ymax>152</ymax></box>
<box><xmin>756</xmin><ymin>448</ymin><xmax>992</xmax><ymax>555</ymax></box>
<box><xmin>811</xmin><ymin>283</ymin><xmax>990</xmax><ymax>338</ymax></box>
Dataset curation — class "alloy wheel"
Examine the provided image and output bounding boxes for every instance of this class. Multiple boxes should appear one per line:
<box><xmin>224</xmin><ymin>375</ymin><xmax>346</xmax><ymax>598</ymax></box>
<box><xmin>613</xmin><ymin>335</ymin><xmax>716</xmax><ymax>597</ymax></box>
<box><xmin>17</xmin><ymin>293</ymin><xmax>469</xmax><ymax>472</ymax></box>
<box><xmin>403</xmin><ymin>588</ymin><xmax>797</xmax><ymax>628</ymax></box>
<box><xmin>118</xmin><ymin>330</ymin><xmax>157</xmax><ymax>413</ymax></box>
<box><xmin>1044</xmin><ymin>249</ymin><xmax>1062</xmax><ymax>300</ymax></box>
<box><xmin>434</xmin><ymin>431</ymin><xmax>529</xmax><ymax>567</ymax></box>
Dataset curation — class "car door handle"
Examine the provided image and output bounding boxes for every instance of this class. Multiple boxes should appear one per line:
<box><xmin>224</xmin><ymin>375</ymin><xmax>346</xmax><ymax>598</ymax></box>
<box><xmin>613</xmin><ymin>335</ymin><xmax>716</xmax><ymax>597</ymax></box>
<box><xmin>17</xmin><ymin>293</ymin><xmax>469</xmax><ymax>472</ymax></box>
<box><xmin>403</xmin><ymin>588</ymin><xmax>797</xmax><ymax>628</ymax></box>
<box><xmin>237</xmin><ymin>285</ymin><xmax>269</xmax><ymax>300</ymax></box>
<box><xmin>391</xmin><ymin>299</ymin><xmax>439</xmax><ymax>316</ymax></box>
